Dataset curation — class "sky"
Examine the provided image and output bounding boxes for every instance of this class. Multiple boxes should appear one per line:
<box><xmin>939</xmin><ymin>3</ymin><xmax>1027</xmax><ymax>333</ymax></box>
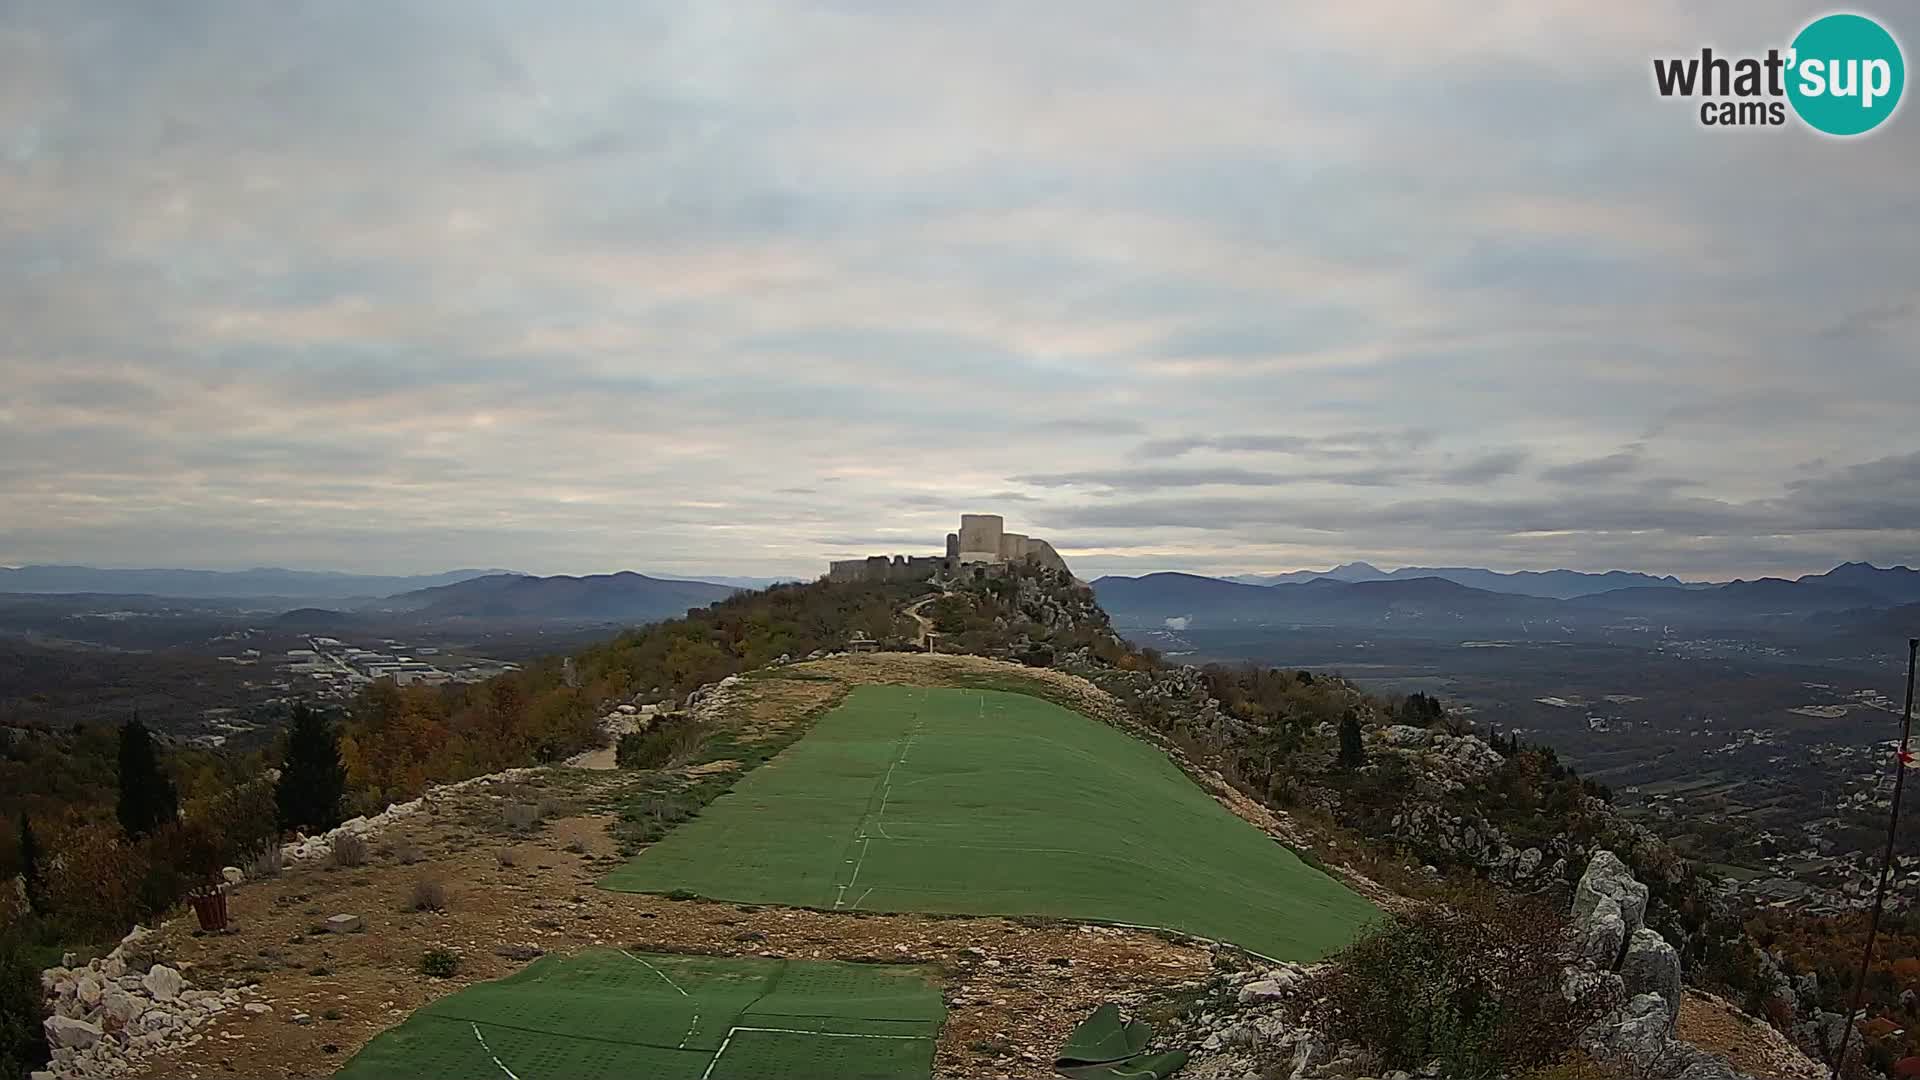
<box><xmin>2</xmin><ymin>1</ymin><xmax>1917</xmax><ymax>582</ymax></box>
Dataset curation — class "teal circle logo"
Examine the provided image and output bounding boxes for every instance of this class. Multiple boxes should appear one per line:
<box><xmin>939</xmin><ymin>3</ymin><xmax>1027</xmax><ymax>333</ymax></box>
<box><xmin>1787</xmin><ymin>13</ymin><xmax>1905</xmax><ymax>135</ymax></box>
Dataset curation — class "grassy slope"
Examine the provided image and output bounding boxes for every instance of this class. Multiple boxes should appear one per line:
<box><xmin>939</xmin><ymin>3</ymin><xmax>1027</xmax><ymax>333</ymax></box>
<box><xmin>602</xmin><ymin>685</ymin><xmax>1377</xmax><ymax>961</ymax></box>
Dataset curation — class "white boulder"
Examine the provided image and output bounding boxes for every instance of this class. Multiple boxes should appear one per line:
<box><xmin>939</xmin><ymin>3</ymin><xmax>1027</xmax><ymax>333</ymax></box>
<box><xmin>45</xmin><ymin>1015</ymin><xmax>104</xmax><ymax>1050</ymax></box>
<box><xmin>141</xmin><ymin>964</ymin><xmax>185</xmax><ymax>1002</ymax></box>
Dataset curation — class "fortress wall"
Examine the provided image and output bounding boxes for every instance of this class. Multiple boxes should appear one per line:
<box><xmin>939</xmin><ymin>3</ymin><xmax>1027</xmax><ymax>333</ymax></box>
<box><xmin>828</xmin><ymin>514</ymin><xmax>1065</xmax><ymax>580</ymax></box>
<box><xmin>831</xmin><ymin>554</ymin><xmax>943</xmax><ymax>583</ymax></box>
<box><xmin>1024</xmin><ymin>538</ymin><xmax>1070</xmax><ymax>574</ymax></box>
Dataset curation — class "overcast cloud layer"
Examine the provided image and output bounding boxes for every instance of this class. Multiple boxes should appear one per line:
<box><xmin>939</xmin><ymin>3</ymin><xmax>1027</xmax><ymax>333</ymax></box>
<box><xmin>3</xmin><ymin>1</ymin><xmax>1917</xmax><ymax>580</ymax></box>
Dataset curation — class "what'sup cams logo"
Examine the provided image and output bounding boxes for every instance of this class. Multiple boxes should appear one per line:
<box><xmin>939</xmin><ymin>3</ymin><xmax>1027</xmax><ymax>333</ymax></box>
<box><xmin>1653</xmin><ymin>12</ymin><xmax>1905</xmax><ymax>135</ymax></box>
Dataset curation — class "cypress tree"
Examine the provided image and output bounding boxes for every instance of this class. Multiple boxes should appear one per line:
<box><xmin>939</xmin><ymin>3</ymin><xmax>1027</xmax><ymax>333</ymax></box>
<box><xmin>1337</xmin><ymin>710</ymin><xmax>1367</xmax><ymax>769</ymax></box>
<box><xmin>116</xmin><ymin>718</ymin><xmax>178</xmax><ymax>840</ymax></box>
<box><xmin>16</xmin><ymin>815</ymin><xmax>39</xmax><ymax>914</ymax></box>
<box><xmin>275</xmin><ymin>703</ymin><xmax>346</xmax><ymax>835</ymax></box>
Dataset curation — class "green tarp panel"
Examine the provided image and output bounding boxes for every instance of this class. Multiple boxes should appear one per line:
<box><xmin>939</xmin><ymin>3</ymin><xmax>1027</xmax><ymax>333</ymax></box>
<box><xmin>1054</xmin><ymin>1002</ymin><xmax>1188</xmax><ymax>1080</ymax></box>
<box><xmin>334</xmin><ymin>949</ymin><xmax>945</xmax><ymax>1080</ymax></box>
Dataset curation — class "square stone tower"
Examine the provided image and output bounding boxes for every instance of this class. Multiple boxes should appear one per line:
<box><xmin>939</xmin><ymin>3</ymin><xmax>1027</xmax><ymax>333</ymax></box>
<box><xmin>956</xmin><ymin>514</ymin><xmax>1005</xmax><ymax>563</ymax></box>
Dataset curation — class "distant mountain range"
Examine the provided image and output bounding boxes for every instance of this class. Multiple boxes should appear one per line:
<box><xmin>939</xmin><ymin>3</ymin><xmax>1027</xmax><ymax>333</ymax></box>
<box><xmin>0</xmin><ymin>565</ymin><xmax>512</xmax><ymax>600</ymax></box>
<box><xmin>363</xmin><ymin>572</ymin><xmax>739</xmax><ymax>621</ymax></box>
<box><xmin>654</xmin><ymin>574</ymin><xmax>802</xmax><ymax>591</ymax></box>
<box><xmin>1223</xmin><ymin>562</ymin><xmax>1691</xmax><ymax>598</ymax></box>
<box><xmin>1094</xmin><ymin>562</ymin><xmax>1920</xmax><ymax>634</ymax></box>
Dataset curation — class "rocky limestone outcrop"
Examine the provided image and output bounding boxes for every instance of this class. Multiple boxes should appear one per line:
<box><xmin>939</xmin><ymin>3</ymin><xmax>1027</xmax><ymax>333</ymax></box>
<box><xmin>1574</xmin><ymin>850</ymin><xmax>1649</xmax><ymax>940</ymax></box>
<box><xmin>1572</xmin><ymin>850</ymin><xmax>1648</xmax><ymax>969</ymax></box>
<box><xmin>1620</xmin><ymin>927</ymin><xmax>1683</xmax><ymax>1031</ymax></box>
<box><xmin>1570</xmin><ymin>851</ymin><xmax>1742</xmax><ymax>1077</ymax></box>
<box><xmin>38</xmin><ymin>924</ymin><xmax>258</xmax><ymax>1080</ymax></box>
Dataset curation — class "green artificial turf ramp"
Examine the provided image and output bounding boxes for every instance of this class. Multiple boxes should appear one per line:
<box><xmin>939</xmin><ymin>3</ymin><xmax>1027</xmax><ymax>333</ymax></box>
<box><xmin>333</xmin><ymin>949</ymin><xmax>943</xmax><ymax>1080</ymax></box>
<box><xmin>602</xmin><ymin>685</ymin><xmax>1376</xmax><ymax>960</ymax></box>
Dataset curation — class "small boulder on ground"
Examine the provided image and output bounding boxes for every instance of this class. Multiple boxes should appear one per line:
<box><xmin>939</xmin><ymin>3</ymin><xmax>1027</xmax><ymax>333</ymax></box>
<box><xmin>141</xmin><ymin>964</ymin><xmax>185</xmax><ymax>1002</ymax></box>
<box><xmin>325</xmin><ymin>914</ymin><xmax>363</xmax><ymax>934</ymax></box>
<box><xmin>45</xmin><ymin>1015</ymin><xmax>104</xmax><ymax>1050</ymax></box>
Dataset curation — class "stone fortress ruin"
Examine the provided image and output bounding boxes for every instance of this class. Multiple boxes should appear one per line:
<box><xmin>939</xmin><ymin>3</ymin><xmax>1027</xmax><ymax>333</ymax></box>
<box><xmin>826</xmin><ymin>513</ymin><xmax>1070</xmax><ymax>583</ymax></box>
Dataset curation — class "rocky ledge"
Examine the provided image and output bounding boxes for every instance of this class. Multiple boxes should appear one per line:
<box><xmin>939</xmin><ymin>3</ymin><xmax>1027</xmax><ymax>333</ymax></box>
<box><xmin>1172</xmin><ymin>852</ymin><xmax>1806</xmax><ymax>1080</ymax></box>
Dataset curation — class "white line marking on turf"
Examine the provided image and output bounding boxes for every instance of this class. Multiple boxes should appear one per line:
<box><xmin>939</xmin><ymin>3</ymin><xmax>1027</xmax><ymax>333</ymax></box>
<box><xmin>621</xmin><ymin>952</ymin><xmax>704</xmax><ymax>1048</ymax></box>
<box><xmin>678</xmin><ymin>1012</ymin><xmax>702</xmax><ymax>1050</ymax></box>
<box><xmin>851</xmin><ymin>886</ymin><xmax>875</xmax><ymax>909</ymax></box>
<box><xmin>838</xmin><ymin>838</ymin><xmax>871</xmax><ymax>900</ymax></box>
<box><xmin>621</xmin><ymin>951</ymin><xmax>691</xmax><ymax>996</ymax></box>
<box><xmin>836</xmin><ymin>709</ymin><xmax>923</xmax><ymax>908</ymax></box>
<box><xmin>470</xmin><ymin>1022</ymin><xmax>522</xmax><ymax>1080</ymax></box>
<box><xmin>731</xmin><ymin>1026</ymin><xmax>929</xmax><ymax>1039</ymax></box>
<box><xmin>702</xmin><ymin>1021</ymin><xmax>937</xmax><ymax>1074</ymax></box>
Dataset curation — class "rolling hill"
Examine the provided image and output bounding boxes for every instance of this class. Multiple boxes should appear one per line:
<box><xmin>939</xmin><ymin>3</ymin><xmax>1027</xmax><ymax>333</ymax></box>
<box><xmin>1227</xmin><ymin>563</ymin><xmax>1691</xmax><ymax>598</ymax></box>
<box><xmin>1095</xmin><ymin>562</ymin><xmax>1920</xmax><ymax>632</ymax></box>
<box><xmin>371</xmin><ymin>571</ymin><xmax>739</xmax><ymax>621</ymax></box>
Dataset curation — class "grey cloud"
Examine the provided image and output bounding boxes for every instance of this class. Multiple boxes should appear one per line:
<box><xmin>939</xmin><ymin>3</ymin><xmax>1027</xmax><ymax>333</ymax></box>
<box><xmin>1539</xmin><ymin>449</ymin><xmax>1645</xmax><ymax>485</ymax></box>
<box><xmin>3</xmin><ymin>1</ymin><xmax>1917</xmax><ymax>580</ymax></box>
<box><xmin>1134</xmin><ymin>431</ymin><xmax>1435</xmax><ymax>461</ymax></box>
<box><xmin>1015</xmin><ymin>466</ymin><xmax>1411</xmax><ymax>491</ymax></box>
<box><xmin>1043</xmin><ymin>417</ymin><xmax>1146</xmax><ymax>436</ymax></box>
<box><xmin>1435</xmin><ymin>450</ymin><xmax>1530</xmax><ymax>486</ymax></box>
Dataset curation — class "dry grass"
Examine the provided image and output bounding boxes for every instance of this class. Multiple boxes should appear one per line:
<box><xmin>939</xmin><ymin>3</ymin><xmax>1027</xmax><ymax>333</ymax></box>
<box><xmin>248</xmin><ymin>845</ymin><xmax>284</xmax><ymax>879</ymax></box>
<box><xmin>409</xmin><ymin>878</ymin><xmax>447</xmax><ymax>912</ymax></box>
<box><xmin>330</xmin><ymin>833</ymin><xmax>368</xmax><ymax>868</ymax></box>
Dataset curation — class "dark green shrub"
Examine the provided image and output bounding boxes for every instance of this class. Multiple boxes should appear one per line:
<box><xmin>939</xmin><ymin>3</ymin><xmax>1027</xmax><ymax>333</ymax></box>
<box><xmin>1311</xmin><ymin>886</ymin><xmax>1616</xmax><ymax>1078</ymax></box>
<box><xmin>0</xmin><ymin>927</ymin><xmax>48</xmax><ymax>1078</ymax></box>
<box><xmin>419</xmin><ymin>946</ymin><xmax>460</xmax><ymax>978</ymax></box>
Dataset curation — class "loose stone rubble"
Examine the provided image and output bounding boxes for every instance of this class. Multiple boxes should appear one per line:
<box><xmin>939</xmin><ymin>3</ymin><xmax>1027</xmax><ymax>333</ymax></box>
<box><xmin>36</xmin><ymin>924</ymin><xmax>258</xmax><ymax>1080</ymax></box>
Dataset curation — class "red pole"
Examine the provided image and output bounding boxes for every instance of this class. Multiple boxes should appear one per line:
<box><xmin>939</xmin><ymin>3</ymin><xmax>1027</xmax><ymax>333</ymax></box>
<box><xmin>1831</xmin><ymin>638</ymin><xmax>1918</xmax><ymax>1078</ymax></box>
